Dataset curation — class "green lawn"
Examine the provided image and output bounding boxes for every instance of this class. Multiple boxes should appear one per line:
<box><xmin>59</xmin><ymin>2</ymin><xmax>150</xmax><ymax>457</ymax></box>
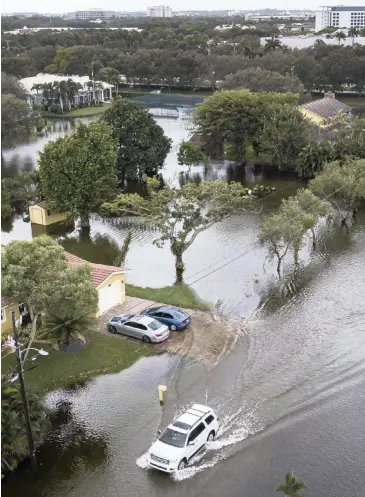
<box><xmin>43</xmin><ymin>105</ymin><xmax>108</xmax><ymax>119</ymax></box>
<box><xmin>126</xmin><ymin>283</ymin><xmax>211</xmax><ymax>311</ymax></box>
<box><xmin>2</xmin><ymin>331</ymin><xmax>151</xmax><ymax>394</ymax></box>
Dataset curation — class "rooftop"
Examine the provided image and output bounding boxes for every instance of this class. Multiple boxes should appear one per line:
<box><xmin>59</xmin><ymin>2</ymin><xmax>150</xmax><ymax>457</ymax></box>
<box><xmin>65</xmin><ymin>252</ymin><xmax>127</xmax><ymax>288</ymax></box>
<box><xmin>19</xmin><ymin>73</ymin><xmax>114</xmax><ymax>94</ymax></box>
<box><xmin>300</xmin><ymin>98</ymin><xmax>351</xmax><ymax>120</ymax></box>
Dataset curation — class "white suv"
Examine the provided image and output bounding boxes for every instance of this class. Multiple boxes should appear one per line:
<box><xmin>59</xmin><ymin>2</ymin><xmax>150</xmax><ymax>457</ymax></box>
<box><xmin>147</xmin><ymin>404</ymin><xmax>219</xmax><ymax>473</ymax></box>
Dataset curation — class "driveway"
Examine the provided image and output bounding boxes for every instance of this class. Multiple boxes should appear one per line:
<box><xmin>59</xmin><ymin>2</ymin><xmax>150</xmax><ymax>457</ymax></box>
<box><xmin>95</xmin><ymin>296</ymin><xmax>246</xmax><ymax>370</ymax></box>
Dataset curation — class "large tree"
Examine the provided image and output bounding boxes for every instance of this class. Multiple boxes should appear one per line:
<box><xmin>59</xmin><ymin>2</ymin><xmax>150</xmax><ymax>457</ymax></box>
<box><xmin>309</xmin><ymin>158</ymin><xmax>365</xmax><ymax>226</ymax></box>
<box><xmin>43</xmin><ymin>264</ymin><xmax>98</xmax><ymax>347</ymax></box>
<box><xmin>2</xmin><ymin>236</ymin><xmax>69</xmax><ymax>358</ymax></box>
<box><xmin>194</xmin><ymin>90</ymin><xmax>298</xmax><ymax>163</ymax></box>
<box><xmin>102</xmin><ymin>178</ymin><xmax>257</xmax><ymax>282</ymax></box>
<box><xmin>102</xmin><ymin>97</ymin><xmax>171</xmax><ymax>184</ymax></box>
<box><xmin>1</xmin><ymin>94</ymin><xmax>35</xmax><ymax>147</ymax></box>
<box><xmin>258</xmin><ymin>105</ymin><xmax>314</xmax><ymax>170</ymax></box>
<box><xmin>221</xmin><ymin>67</ymin><xmax>303</xmax><ymax>94</ymax></box>
<box><xmin>38</xmin><ymin>121</ymin><xmax>118</xmax><ymax>228</ymax></box>
<box><xmin>1</xmin><ymin>378</ymin><xmax>50</xmax><ymax>473</ymax></box>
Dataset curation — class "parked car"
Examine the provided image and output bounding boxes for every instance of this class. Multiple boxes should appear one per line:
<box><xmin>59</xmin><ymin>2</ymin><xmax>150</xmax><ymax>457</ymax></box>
<box><xmin>107</xmin><ymin>314</ymin><xmax>169</xmax><ymax>343</ymax></box>
<box><xmin>140</xmin><ymin>305</ymin><xmax>191</xmax><ymax>331</ymax></box>
<box><xmin>147</xmin><ymin>404</ymin><xmax>219</xmax><ymax>473</ymax></box>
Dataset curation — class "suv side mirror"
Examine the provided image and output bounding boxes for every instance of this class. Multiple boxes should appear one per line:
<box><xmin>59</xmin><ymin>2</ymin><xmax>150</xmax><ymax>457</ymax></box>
<box><xmin>188</xmin><ymin>441</ymin><xmax>195</xmax><ymax>446</ymax></box>
<box><xmin>157</xmin><ymin>430</ymin><xmax>161</xmax><ymax>435</ymax></box>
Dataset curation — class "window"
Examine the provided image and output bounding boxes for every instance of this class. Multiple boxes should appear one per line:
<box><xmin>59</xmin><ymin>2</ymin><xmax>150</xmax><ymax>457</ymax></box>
<box><xmin>163</xmin><ymin>313</ymin><xmax>173</xmax><ymax>319</ymax></box>
<box><xmin>188</xmin><ymin>422</ymin><xmax>205</xmax><ymax>443</ymax></box>
<box><xmin>1</xmin><ymin>308</ymin><xmax>6</xmax><ymax>323</ymax></box>
<box><xmin>148</xmin><ymin>320</ymin><xmax>162</xmax><ymax>331</ymax></box>
<box><xmin>205</xmin><ymin>415</ymin><xmax>215</xmax><ymax>425</ymax></box>
<box><xmin>159</xmin><ymin>428</ymin><xmax>187</xmax><ymax>448</ymax></box>
<box><xmin>124</xmin><ymin>321</ymin><xmax>138</xmax><ymax>328</ymax></box>
<box><xmin>134</xmin><ymin>323</ymin><xmax>147</xmax><ymax>331</ymax></box>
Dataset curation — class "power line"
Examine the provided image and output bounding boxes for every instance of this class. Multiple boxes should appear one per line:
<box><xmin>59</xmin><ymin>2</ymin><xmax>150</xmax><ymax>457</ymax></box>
<box><xmin>11</xmin><ymin>174</ymin><xmax>365</xmax><ymax>497</ymax></box>
<box><xmin>3</xmin><ymin>175</ymin><xmax>306</xmax><ymax>359</ymax></box>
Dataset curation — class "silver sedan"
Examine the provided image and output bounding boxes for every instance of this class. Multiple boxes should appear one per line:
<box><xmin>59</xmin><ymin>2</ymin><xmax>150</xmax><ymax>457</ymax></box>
<box><xmin>107</xmin><ymin>314</ymin><xmax>170</xmax><ymax>343</ymax></box>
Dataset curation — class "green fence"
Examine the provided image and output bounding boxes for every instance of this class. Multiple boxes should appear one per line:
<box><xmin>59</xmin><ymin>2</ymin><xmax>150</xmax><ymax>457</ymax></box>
<box><xmin>128</xmin><ymin>94</ymin><xmax>205</xmax><ymax>108</ymax></box>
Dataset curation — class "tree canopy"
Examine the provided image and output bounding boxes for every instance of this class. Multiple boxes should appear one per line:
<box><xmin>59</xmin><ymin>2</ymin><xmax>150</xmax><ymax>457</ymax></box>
<box><xmin>1</xmin><ymin>378</ymin><xmax>50</xmax><ymax>473</ymax></box>
<box><xmin>276</xmin><ymin>472</ymin><xmax>307</xmax><ymax>497</ymax></box>
<box><xmin>221</xmin><ymin>67</ymin><xmax>303</xmax><ymax>94</ymax></box>
<box><xmin>102</xmin><ymin>178</ymin><xmax>257</xmax><ymax>282</ymax></box>
<box><xmin>194</xmin><ymin>90</ymin><xmax>298</xmax><ymax>162</ymax></box>
<box><xmin>38</xmin><ymin>121</ymin><xmax>118</xmax><ymax>227</ymax></box>
<box><xmin>1</xmin><ymin>94</ymin><xmax>35</xmax><ymax>147</ymax></box>
<box><xmin>102</xmin><ymin>98</ymin><xmax>171</xmax><ymax>184</ymax></box>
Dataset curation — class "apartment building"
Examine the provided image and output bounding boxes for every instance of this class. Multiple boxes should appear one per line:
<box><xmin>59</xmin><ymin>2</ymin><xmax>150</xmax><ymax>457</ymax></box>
<box><xmin>315</xmin><ymin>6</ymin><xmax>365</xmax><ymax>31</ymax></box>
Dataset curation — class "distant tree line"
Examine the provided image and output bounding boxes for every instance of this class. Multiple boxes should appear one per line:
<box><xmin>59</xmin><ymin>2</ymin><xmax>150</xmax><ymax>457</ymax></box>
<box><xmin>1</xmin><ymin>21</ymin><xmax>365</xmax><ymax>94</ymax></box>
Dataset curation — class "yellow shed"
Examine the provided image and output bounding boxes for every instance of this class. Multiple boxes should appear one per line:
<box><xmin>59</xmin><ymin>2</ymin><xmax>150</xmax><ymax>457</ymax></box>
<box><xmin>65</xmin><ymin>252</ymin><xmax>128</xmax><ymax>317</ymax></box>
<box><xmin>29</xmin><ymin>202</ymin><xmax>69</xmax><ymax>226</ymax></box>
<box><xmin>1</xmin><ymin>298</ymin><xmax>21</xmax><ymax>335</ymax></box>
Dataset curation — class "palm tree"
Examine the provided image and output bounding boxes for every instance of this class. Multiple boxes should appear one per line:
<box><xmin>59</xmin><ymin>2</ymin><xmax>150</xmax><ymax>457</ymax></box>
<box><xmin>264</xmin><ymin>37</ymin><xmax>282</xmax><ymax>52</ymax></box>
<box><xmin>67</xmin><ymin>78</ymin><xmax>83</xmax><ymax>108</ymax></box>
<box><xmin>276</xmin><ymin>472</ymin><xmax>308</xmax><ymax>497</ymax></box>
<box><xmin>348</xmin><ymin>27</ymin><xmax>359</xmax><ymax>46</ymax></box>
<box><xmin>335</xmin><ymin>31</ymin><xmax>347</xmax><ymax>45</ymax></box>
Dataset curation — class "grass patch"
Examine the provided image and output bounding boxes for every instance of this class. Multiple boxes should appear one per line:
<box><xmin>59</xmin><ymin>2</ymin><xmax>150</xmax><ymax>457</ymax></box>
<box><xmin>42</xmin><ymin>105</ymin><xmax>108</xmax><ymax>119</ymax></box>
<box><xmin>339</xmin><ymin>97</ymin><xmax>365</xmax><ymax>108</ymax></box>
<box><xmin>126</xmin><ymin>283</ymin><xmax>211</xmax><ymax>311</ymax></box>
<box><xmin>1</xmin><ymin>331</ymin><xmax>151</xmax><ymax>394</ymax></box>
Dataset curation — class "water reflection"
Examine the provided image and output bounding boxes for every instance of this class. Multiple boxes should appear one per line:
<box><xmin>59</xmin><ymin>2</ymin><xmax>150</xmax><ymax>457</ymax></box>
<box><xmin>59</xmin><ymin>231</ymin><xmax>123</xmax><ymax>266</ymax></box>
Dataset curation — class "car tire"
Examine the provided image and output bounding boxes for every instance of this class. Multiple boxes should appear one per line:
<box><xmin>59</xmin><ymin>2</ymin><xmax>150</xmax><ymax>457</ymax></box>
<box><xmin>108</xmin><ymin>325</ymin><xmax>117</xmax><ymax>334</ymax></box>
<box><xmin>207</xmin><ymin>431</ymin><xmax>215</xmax><ymax>442</ymax></box>
<box><xmin>142</xmin><ymin>335</ymin><xmax>151</xmax><ymax>343</ymax></box>
<box><xmin>170</xmin><ymin>324</ymin><xmax>177</xmax><ymax>331</ymax></box>
<box><xmin>178</xmin><ymin>459</ymin><xmax>187</xmax><ymax>470</ymax></box>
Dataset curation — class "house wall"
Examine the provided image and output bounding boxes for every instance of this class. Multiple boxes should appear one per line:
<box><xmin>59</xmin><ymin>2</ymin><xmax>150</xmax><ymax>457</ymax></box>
<box><xmin>91</xmin><ymin>273</ymin><xmax>126</xmax><ymax>318</ymax></box>
<box><xmin>1</xmin><ymin>304</ymin><xmax>20</xmax><ymax>335</ymax></box>
<box><xmin>29</xmin><ymin>205</ymin><xmax>68</xmax><ymax>226</ymax></box>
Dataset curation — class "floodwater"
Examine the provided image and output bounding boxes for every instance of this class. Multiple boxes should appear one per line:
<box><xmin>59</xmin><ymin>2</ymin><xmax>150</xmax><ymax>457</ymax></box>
<box><xmin>2</xmin><ymin>115</ymin><xmax>365</xmax><ymax>497</ymax></box>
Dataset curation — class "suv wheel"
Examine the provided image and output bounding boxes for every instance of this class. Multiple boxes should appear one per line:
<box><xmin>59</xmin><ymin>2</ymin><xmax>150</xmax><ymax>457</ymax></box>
<box><xmin>170</xmin><ymin>324</ymin><xmax>177</xmax><ymax>331</ymax></box>
<box><xmin>207</xmin><ymin>431</ymin><xmax>215</xmax><ymax>442</ymax></box>
<box><xmin>178</xmin><ymin>459</ymin><xmax>187</xmax><ymax>470</ymax></box>
<box><xmin>108</xmin><ymin>325</ymin><xmax>117</xmax><ymax>334</ymax></box>
<box><xmin>142</xmin><ymin>335</ymin><xmax>151</xmax><ymax>343</ymax></box>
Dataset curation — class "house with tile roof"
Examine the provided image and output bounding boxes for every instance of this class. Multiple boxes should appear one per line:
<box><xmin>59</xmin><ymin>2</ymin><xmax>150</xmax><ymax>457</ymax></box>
<box><xmin>64</xmin><ymin>252</ymin><xmax>128</xmax><ymax>317</ymax></box>
<box><xmin>299</xmin><ymin>92</ymin><xmax>352</xmax><ymax>128</ymax></box>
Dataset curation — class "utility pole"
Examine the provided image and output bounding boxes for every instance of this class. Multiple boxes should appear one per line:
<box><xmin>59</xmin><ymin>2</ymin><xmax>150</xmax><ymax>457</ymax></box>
<box><xmin>12</xmin><ymin>311</ymin><xmax>37</xmax><ymax>472</ymax></box>
<box><xmin>92</xmin><ymin>62</ymin><xmax>95</xmax><ymax>102</ymax></box>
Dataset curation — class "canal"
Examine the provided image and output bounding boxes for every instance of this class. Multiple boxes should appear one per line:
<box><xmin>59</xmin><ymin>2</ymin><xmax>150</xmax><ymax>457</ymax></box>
<box><xmin>2</xmin><ymin>114</ymin><xmax>365</xmax><ymax>497</ymax></box>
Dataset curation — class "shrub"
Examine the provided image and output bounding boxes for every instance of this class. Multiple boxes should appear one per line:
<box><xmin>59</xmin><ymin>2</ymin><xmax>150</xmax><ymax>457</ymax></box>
<box><xmin>49</xmin><ymin>104</ymin><xmax>59</xmax><ymax>113</ymax></box>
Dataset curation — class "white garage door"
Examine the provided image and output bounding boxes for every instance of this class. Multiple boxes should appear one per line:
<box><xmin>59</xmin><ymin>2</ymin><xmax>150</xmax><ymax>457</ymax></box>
<box><xmin>98</xmin><ymin>280</ymin><xmax>123</xmax><ymax>315</ymax></box>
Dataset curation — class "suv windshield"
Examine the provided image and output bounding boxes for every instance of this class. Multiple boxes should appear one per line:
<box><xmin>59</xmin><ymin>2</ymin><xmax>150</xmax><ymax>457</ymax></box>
<box><xmin>159</xmin><ymin>428</ymin><xmax>187</xmax><ymax>448</ymax></box>
<box><xmin>149</xmin><ymin>320</ymin><xmax>162</xmax><ymax>331</ymax></box>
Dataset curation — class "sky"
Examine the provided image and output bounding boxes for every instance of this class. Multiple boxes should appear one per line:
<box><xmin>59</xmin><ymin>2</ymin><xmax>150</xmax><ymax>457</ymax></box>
<box><xmin>2</xmin><ymin>0</ymin><xmax>364</xmax><ymax>15</ymax></box>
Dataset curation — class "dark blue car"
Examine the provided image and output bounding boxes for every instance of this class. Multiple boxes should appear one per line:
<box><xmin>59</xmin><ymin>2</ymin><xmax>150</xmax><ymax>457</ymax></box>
<box><xmin>140</xmin><ymin>305</ymin><xmax>191</xmax><ymax>331</ymax></box>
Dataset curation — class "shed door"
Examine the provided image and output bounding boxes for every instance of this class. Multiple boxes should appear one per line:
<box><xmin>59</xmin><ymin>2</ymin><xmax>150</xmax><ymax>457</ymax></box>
<box><xmin>98</xmin><ymin>280</ymin><xmax>123</xmax><ymax>315</ymax></box>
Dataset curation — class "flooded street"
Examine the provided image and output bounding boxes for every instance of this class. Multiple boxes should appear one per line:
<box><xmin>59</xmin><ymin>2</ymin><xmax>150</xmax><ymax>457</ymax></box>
<box><xmin>2</xmin><ymin>114</ymin><xmax>365</xmax><ymax>497</ymax></box>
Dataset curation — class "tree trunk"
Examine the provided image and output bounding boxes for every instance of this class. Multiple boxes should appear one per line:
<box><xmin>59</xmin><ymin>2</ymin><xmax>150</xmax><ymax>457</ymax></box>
<box><xmin>79</xmin><ymin>212</ymin><xmax>90</xmax><ymax>229</ymax></box>
<box><xmin>175</xmin><ymin>253</ymin><xmax>184</xmax><ymax>284</ymax></box>
<box><xmin>23</xmin><ymin>313</ymin><xmax>39</xmax><ymax>361</ymax></box>
<box><xmin>276</xmin><ymin>256</ymin><xmax>282</xmax><ymax>278</ymax></box>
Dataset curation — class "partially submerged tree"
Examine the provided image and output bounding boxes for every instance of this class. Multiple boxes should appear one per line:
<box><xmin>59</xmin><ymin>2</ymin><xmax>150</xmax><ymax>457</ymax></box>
<box><xmin>309</xmin><ymin>158</ymin><xmax>365</xmax><ymax>226</ymax></box>
<box><xmin>259</xmin><ymin>189</ymin><xmax>331</xmax><ymax>274</ymax></box>
<box><xmin>38</xmin><ymin>121</ymin><xmax>118</xmax><ymax>228</ymax></box>
<box><xmin>102</xmin><ymin>97</ymin><xmax>171</xmax><ymax>184</ymax></box>
<box><xmin>102</xmin><ymin>178</ymin><xmax>257</xmax><ymax>282</ymax></box>
<box><xmin>258</xmin><ymin>105</ymin><xmax>314</xmax><ymax>170</ymax></box>
<box><xmin>276</xmin><ymin>472</ymin><xmax>307</xmax><ymax>497</ymax></box>
<box><xmin>1</xmin><ymin>377</ymin><xmax>50</xmax><ymax>473</ymax></box>
<box><xmin>194</xmin><ymin>90</ymin><xmax>298</xmax><ymax>163</ymax></box>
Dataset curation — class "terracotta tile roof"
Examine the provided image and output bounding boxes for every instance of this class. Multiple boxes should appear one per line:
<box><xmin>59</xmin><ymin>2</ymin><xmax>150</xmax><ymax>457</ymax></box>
<box><xmin>64</xmin><ymin>252</ymin><xmax>127</xmax><ymax>288</ymax></box>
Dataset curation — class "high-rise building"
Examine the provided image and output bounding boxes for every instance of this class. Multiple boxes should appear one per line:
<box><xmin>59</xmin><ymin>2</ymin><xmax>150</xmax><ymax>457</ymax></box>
<box><xmin>315</xmin><ymin>6</ymin><xmax>365</xmax><ymax>32</ymax></box>
<box><xmin>147</xmin><ymin>5</ymin><xmax>172</xmax><ymax>17</ymax></box>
